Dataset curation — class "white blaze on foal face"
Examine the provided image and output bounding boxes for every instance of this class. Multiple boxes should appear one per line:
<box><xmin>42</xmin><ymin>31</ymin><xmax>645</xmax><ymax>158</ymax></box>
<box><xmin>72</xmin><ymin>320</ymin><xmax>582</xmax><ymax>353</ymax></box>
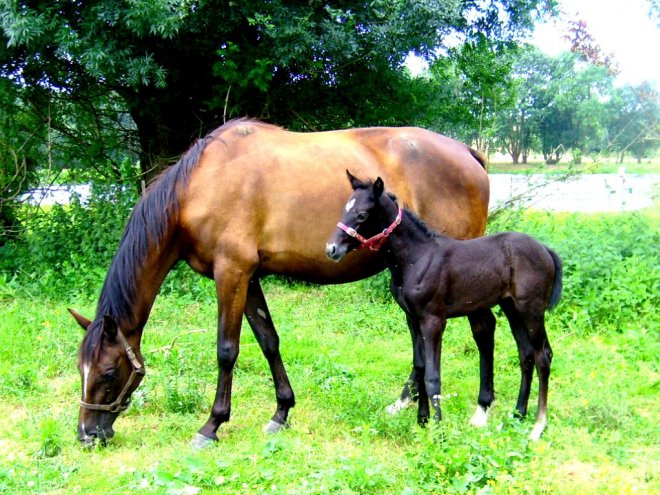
<box><xmin>345</xmin><ymin>198</ymin><xmax>356</xmax><ymax>212</ymax></box>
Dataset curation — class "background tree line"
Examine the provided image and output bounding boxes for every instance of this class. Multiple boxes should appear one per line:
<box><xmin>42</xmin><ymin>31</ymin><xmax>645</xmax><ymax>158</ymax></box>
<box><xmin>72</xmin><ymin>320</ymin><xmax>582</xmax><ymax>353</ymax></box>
<box><xmin>0</xmin><ymin>0</ymin><xmax>658</xmax><ymax>247</ymax></box>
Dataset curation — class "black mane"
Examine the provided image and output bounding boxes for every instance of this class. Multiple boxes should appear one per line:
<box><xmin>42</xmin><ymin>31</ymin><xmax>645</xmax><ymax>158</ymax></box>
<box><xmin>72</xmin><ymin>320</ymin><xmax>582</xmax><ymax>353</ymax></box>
<box><xmin>385</xmin><ymin>191</ymin><xmax>440</xmax><ymax>241</ymax></box>
<box><xmin>81</xmin><ymin>135</ymin><xmax>210</xmax><ymax>359</ymax></box>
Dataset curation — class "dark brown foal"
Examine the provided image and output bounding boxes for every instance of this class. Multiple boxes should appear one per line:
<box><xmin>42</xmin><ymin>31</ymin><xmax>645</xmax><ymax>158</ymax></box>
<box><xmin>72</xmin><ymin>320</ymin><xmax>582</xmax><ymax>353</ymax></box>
<box><xmin>326</xmin><ymin>172</ymin><xmax>562</xmax><ymax>440</ymax></box>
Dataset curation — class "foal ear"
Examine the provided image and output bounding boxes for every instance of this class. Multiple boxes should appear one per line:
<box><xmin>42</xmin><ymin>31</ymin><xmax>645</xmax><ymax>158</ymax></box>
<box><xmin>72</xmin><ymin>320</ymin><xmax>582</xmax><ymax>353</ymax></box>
<box><xmin>68</xmin><ymin>308</ymin><xmax>92</xmax><ymax>331</ymax></box>
<box><xmin>373</xmin><ymin>177</ymin><xmax>384</xmax><ymax>198</ymax></box>
<box><xmin>102</xmin><ymin>315</ymin><xmax>119</xmax><ymax>342</ymax></box>
<box><xmin>346</xmin><ymin>170</ymin><xmax>362</xmax><ymax>190</ymax></box>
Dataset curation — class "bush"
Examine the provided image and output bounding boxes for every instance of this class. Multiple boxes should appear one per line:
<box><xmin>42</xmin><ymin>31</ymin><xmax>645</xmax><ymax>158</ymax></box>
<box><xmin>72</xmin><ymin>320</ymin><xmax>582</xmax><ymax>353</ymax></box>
<box><xmin>0</xmin><ymin>184</ymin><xmax>137</xmax><ymax>298</ymax></box>
<box><xmin>489</xmin><ymin>210</ymin><xmax>659</xmax><ymax>332</ymax></box>
<box><xmin>358</xmin><ymin>209</ymin><xmax>659</xmax><ymax>334</ymax></box>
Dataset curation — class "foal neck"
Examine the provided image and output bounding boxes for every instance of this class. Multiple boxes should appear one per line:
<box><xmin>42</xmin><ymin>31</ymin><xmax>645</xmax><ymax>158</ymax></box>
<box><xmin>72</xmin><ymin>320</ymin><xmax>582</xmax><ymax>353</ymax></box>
<box><xmin>377</xmin><ymin>198</ymin><xmax>432</xmax><ymax>264</ymax></box>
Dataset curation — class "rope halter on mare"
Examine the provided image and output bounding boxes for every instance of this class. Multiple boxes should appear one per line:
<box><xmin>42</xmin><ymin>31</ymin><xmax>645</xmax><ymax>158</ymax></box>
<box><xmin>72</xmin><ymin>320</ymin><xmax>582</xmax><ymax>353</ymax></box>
<box><xmin>79</xmin><ymin>329</ymin><xmax>145</xmax><ymax>414</ymax></box>
<box><xmin>337</xmin><ymin>208</ymin><xmax>403</xmax><ymax>252</ymax></box>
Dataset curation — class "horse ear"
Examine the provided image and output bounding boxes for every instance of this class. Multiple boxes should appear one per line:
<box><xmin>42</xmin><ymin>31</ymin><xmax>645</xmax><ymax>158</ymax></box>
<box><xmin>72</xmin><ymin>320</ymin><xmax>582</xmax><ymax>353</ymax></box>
<box><xmin>346</xmin><ymin>170</ymin><xmax>362</xmax><ymax>190</ymax></box>
<box><xmin>373</xmin><ymin>177</ymin><xmax>384</xmax><ymax>198</ymax></box>
<box><xmin>102</xmin><ymin>315</ymin><xmax>118</xmax><ymax>342</ymax></box>
<box><xmin>68</xmin><ymin>308</ymin><xmax>92</xmax><ymax>331</ymax></box>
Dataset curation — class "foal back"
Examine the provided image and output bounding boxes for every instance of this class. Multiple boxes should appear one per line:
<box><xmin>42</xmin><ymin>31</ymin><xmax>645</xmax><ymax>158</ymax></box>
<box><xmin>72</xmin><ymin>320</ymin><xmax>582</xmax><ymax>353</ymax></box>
<box><xmin>435</xmin><ymin>232</ymin><xmax>561</xmax><ymax>318</ymax></box>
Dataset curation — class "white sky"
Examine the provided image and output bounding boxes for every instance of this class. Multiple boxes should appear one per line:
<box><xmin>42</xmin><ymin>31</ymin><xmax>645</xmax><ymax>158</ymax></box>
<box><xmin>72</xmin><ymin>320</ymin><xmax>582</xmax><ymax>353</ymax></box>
<box><xmin>533</xmin><ymin>0</ymin><xmax>659</xmax><ymax>85</ymax></box>
<box><xmin>407</xmin><ymin>0</ymin><xmax>658</xmax><ymax>86</ymax></box>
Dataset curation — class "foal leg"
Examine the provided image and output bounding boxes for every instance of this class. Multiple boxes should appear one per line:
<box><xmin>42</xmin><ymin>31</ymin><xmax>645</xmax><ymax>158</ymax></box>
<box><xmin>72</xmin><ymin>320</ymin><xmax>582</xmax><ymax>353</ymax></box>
<box><xmin>387</xmin><ymin>314</ymin><xmax>420</xmax><ymax>415</ymax></box>
<box><xmin>468</xmin><ymin>309</ymin><xmax>496</xmax><ymax>427</ymax></box>
<box><xmin>410</xmin><ymin>317</ymin><xmax>430</xmax><ymax>425</ymax></box>
<box><xmin>244</xmin><ymin>276</ymin><xmax>295</xmax><ymax>433</ymax></box>
<box><xmin>419</xmin><ymin>313</ymin><xmax>446</xmax><ymax>423</ymax></box>
<box><xmin>193</xmin><ymin>259</ymin><xmax>255</xmax><ymax>448</ymax></box>
<box><xmin>527</xmin><ymin>318</ymin><xmax>553</xmax><ymax>441</ymax></box>
<box><xmin>501</xmin><ymin>300</ymin><xmax>535</xmax><ymax>420</ymax></box>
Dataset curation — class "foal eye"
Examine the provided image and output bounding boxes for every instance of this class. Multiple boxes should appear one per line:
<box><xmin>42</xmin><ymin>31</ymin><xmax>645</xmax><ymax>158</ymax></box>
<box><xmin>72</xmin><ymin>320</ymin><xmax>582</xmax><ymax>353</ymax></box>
<box><xmin>356</xmin><ymin>211</ymin><xmax>368</xmax><ymax>221</ymax></box>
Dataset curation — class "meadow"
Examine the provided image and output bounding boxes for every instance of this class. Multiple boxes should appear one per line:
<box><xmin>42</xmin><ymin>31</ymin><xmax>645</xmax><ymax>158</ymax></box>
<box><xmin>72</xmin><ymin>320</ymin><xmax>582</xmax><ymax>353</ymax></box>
<box><xmin>0</xmin><ymin>208</ymin><xmax>658</xmax><ymax>495</ymax></box>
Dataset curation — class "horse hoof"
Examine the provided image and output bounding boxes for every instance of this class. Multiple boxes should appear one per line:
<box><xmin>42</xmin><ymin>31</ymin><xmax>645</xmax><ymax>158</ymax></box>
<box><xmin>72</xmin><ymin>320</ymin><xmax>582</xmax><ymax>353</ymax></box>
<box><xmin>529</xmin><ymin>421</ymin><xmax>547</xmax><ymax>441</ymax></box>
<box><xmin>386</xmin><ymin>397</ymin><xmax>413</xmax><ymax>415</ymax></box>
<box><xmin>190</xmin><ymin>433</ymin><xmax>215</xmax><ymax>450</ymax></box>
<box><xmin>263</xmin><ymin>420</ymin><xmax>288</xmax><ymax>434</ymax></box>
<box><xmin>469</xmin><ymin>404</ymin><xmax>491</xmax><ymax>427</ymax></box>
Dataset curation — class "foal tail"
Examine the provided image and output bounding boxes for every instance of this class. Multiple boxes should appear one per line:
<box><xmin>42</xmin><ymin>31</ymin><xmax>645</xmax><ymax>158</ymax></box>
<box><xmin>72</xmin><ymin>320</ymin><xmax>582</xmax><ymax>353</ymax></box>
<box><xmin>545</xmin><ymin>246</ymin><xmax>563</xmax><ymax>311</ymax></box>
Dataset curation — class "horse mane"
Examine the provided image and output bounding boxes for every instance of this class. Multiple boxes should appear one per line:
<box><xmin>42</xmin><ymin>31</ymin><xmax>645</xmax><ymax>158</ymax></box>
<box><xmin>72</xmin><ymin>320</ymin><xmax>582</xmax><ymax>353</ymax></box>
<box><xmin>82</xmin><ymin>135</ymin><xmax>209</xmax><ymax>360</ymax></box>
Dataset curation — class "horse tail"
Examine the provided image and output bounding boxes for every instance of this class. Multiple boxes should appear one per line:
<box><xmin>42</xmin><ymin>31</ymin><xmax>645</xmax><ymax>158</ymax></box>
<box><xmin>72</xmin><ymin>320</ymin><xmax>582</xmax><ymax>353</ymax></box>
<box><xmin>545</xmin><ymin>246</ymin><xmax>563</xmax><ymax>311</ymax></box>
<box><xmin>468</xmin><ymin>147</ymin><xmax>487</xmax><ymax>170</ymax></box>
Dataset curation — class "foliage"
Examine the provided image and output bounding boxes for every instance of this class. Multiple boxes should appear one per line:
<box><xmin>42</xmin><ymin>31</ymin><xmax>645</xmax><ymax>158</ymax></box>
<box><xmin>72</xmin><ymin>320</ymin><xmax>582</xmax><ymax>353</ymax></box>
<box><xmin>501</xmin><ymin>47</ymin><xmax>615</xmax><ymax>164</ymax></box>
<box><xmin>0</xmin><ymin>0</ymin><xmax>555</xmax><ymax>184</ymax></box>
<box><xmin>423</xmin><ymin>36</ymin><xmax>518</xmax><ymax>152</ymax></box>
<box><xmin>605</xmin><ymin>82</ymin><xmax>660</xmax><ymax>163</ymax></box>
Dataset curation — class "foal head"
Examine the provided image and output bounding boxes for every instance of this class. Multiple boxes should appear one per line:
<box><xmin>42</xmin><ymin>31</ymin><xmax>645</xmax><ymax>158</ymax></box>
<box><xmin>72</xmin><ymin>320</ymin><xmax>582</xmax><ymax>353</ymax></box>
<box><xmin>326</xmin><ymin>170</ymin><xmax>395</xmax><ymax>262</ymax></box>
<box><xmin>70</xmin><ymin>310</ymin><xmax>145</xmax><ymax>447</ymax></box>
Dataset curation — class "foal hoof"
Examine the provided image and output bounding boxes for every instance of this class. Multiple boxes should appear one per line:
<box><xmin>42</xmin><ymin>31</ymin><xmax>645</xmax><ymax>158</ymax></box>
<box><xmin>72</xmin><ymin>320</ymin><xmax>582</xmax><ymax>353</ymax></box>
<box><xmin>190</xmin><ymin>433</ymin><xmax>215</xmax><ymax>450</ymax></box>
<box><xmin>263</xmin><ymin>420</ymin><xmax>288</xmax><ymax>434</ymax></box>
<box><xmin>469</xmin><ymin>405</ymin><xmax>490</xmax><ymax>428</ymax></box>
<box><xmin>386</xmin><ymin>397</ymin><xmax>413</xmax><ymax>415</ymax></box>
<box><xmin>529</xmin><ymin>419</ymin><xmax>547</xmax><ymax>442</ymax></box>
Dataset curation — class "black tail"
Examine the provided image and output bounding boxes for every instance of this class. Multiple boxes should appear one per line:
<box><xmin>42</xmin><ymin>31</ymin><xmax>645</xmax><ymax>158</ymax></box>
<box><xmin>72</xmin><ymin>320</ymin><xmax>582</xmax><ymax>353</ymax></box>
<box><xmin>546</xmin><ymin>247</ymin><xmax>563</xmax><ymax>311</ymax></box>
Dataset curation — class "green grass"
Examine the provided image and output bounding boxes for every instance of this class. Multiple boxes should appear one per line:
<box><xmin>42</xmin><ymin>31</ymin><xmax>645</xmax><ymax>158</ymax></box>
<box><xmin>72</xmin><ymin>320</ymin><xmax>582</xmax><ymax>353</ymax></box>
<box><xmin>0</xmin><ymin>210</ymin><xmax>658</xmax><ymax>494</ymax></box>
<box><xmin>487</xmin><ymin>158</ymin><xmax>660</xmax><ymax>175</ymax></box>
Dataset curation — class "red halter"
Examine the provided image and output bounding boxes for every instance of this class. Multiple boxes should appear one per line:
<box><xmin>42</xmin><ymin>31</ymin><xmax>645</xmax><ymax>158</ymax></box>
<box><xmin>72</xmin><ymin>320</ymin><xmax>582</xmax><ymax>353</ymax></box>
<box><xmin>337</xmin><ymin>208</ymin><xmax>403</xmax><ymax>252</ymax></box>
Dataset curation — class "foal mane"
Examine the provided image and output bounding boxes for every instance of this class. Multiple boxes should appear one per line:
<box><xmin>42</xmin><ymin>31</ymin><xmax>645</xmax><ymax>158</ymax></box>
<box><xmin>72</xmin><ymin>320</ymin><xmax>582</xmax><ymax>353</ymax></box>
<box><xmin>384</xmin><ymin>191</ymin><xmax>440</xmax><ymax>241</ymax></box>
<box><xmin>82</xmin><ymin>135</ymin><xmax>210</xmax><ymax>359</ymax></box>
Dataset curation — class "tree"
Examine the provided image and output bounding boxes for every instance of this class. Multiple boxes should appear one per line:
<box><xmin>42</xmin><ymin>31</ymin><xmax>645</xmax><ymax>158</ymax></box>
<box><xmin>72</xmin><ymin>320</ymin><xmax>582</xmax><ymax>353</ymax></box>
<box><xmin>501</xmin><ymin>48</ymin><xmax>613</xmax><ymax>164</ymax></box>
<box><xmin>606</xmin><ymin>82</ymin><xmax>660</xmax><ymax>163</ymax></box>
<box><xmin>419</xmin><ymin>36</ymin><xmax>518</xmax><ymax>155</ymax></box>
<box><xmin>496</xmin><ymin>46</ymin><xmax>547</xmax><ymax>164</ymax></box>
<box><xmin>1</xmin><ymin>0</ymin><xmax>555</xmax><ymax>183</ymax></box>
<box><xmin>0</xmin><ymin>79</ymin><xmax>41</xmax><ymax>243</ymax></box>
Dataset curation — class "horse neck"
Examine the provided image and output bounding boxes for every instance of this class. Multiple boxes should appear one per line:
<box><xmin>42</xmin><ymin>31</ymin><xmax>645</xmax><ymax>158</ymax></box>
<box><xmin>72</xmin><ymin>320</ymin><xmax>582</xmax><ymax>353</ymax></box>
<box><xmin>95</xmin><ymin>226</ymin><xmax>181</xmax><ymax>345</ymax></box>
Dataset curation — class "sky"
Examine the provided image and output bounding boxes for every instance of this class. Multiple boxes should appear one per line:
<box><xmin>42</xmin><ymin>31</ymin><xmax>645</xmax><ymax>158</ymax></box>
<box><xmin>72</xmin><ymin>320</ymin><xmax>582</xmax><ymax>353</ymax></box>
<box><xmin>532</xmin><ymin>0</ymin><xmax>659</xmax><ymax>85</ymax></box>
<box><xmin>407</xmin><ymin>0</ymin><xmax>659</xmax><ymax>86</ymax></box>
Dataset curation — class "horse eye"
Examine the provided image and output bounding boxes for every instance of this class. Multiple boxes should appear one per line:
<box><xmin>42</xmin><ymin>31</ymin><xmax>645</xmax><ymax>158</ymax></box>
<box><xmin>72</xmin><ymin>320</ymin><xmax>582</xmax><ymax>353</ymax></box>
<box><xmin>356</xmin><ymin>211</ymin><xmax>368</xmax><ymax>221</ymax></box>
<box><xmin>101</xmin><ymin>370</ymin><xmax>118</xmax><ymax>382</ymax></box>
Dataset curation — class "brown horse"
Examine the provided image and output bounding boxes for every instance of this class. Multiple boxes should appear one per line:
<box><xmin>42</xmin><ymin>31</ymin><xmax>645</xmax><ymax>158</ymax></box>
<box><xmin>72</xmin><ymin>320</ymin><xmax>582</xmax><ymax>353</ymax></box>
<box><xmin>69</xmin><ymin>119</ymin><xmax>489</xmax><ymax>447</ymax></box>
<box><xmin>326</xmin><ymin>173</ymin><xmax>562</xmax><ymax>440</ymax></box>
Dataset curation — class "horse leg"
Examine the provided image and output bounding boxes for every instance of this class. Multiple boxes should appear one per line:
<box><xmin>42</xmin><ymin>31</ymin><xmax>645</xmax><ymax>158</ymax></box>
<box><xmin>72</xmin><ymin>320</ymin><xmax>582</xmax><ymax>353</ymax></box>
<box><xmin>192</xmin><ymin>259</ymin><xmax>255</xmax><ymax>448</ymax></box>
<box><xmin>468</xmin><ymin>309</ymin><xmax>496</xmax><ymax>427</ymax></box>
<box><xmin>386</xmin><ymin>313</ymin><xmax>419</xmax><ymax>415</ymax></box>
<box><xmin>501</xmin><ymin>300</ymin><xmax>535</xmax><ymax>420</ymax></box>
<box><xmin>244</xmin><ymin>276</ymin><xmax>295</xmax><ymax>433</ymax></box>
<box><xmin>419</xmin><ymin>312</ymin><xmax>446</xmax><ymax>423</ymax></box>
<box><xmin>527</xmin><ymin>318</ymin><xmax>553</xmax><ymax>441</ymax></box>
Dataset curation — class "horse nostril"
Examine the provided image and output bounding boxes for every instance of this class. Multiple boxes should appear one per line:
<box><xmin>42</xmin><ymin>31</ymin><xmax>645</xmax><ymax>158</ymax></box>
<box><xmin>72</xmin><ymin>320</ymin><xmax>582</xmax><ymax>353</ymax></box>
<box><xmin>325</xmin><ymin>243</ymin><xmax>336</xmax><ymax>256</ymax></box>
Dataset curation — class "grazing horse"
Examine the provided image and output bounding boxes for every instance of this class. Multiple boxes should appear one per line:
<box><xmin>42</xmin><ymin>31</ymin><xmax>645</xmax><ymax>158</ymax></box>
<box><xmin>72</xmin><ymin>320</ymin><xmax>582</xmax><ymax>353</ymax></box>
<box><xmin>69</xmin><ymin>119</ymin><xmax>489</xmax><ymax>448</ymax></box>
<box><xmin>325</xmin><ymin>172</ymin><xmax>562</xmax><ymax>440</ymax></box>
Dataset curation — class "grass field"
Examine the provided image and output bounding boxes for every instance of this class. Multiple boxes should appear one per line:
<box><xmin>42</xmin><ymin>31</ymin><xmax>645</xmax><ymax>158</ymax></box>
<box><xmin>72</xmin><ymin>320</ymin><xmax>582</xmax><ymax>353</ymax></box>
<box><xmin>487</xmin><ymin>158</ymin><xmax>660</xmax><ymax>175</ymax></box>
<box><xmin>0</xmin><ymin>210</ymin><xmax>658</xmax><ymax>494</ymax></box>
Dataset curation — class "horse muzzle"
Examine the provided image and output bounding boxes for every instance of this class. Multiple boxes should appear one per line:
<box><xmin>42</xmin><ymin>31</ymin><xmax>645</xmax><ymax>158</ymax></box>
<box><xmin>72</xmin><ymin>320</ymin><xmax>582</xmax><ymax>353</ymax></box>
<box><xmin>78</xmin><ymin>415</ymin><xmax>116</xmax><ymax>448</ymax></box>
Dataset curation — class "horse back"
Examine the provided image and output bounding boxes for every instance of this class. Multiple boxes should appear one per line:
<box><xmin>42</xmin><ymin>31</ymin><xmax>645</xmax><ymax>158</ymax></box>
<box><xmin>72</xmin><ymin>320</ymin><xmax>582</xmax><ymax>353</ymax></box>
<box><xmin>179</xmin><ymin>121</ymin><xmax>489</xmax><ymax>282</ymax></box>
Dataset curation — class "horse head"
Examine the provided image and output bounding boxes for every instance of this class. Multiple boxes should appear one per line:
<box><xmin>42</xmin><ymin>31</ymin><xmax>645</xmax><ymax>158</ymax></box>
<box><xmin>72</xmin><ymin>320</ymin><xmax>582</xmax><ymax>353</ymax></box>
<box><xmin>70</xmin><ymin>310</ymin><xmax>145</xmax><ymax>447</ymax></box>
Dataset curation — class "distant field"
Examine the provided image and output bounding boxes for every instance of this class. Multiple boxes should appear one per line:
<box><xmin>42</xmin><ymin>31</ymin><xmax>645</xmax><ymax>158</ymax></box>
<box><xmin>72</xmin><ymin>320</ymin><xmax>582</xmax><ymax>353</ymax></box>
<box><xmin>487</xmin><ymin>157</ymin><xmax>660</xmax><ymax>175</ymax></box>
